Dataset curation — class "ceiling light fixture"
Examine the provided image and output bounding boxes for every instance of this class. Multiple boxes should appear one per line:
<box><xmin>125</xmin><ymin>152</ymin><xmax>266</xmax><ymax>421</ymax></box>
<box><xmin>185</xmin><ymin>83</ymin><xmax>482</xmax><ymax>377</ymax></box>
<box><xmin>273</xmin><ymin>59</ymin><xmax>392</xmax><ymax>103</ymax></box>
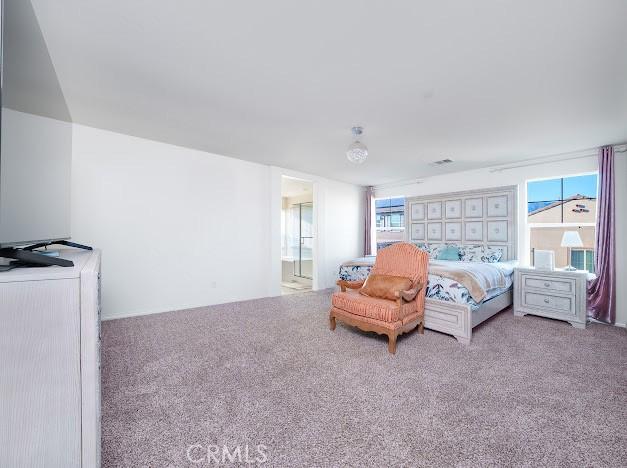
<box><xmin>346</xmin><ymin>126</ymin><xmax>368</xmax><ymax>164</ymax></box>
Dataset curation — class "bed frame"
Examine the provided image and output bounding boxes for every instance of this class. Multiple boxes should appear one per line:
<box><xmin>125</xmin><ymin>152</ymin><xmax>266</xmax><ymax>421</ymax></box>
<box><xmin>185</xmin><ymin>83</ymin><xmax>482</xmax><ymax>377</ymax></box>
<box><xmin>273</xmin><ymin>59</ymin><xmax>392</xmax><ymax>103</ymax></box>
<box><xmin>424</xmin><ymin>291</ymin><xmax>513</xmax><ymax>345</ymax></box>
<box><xmin>404</xmin><ymin>185</ymin><xmax>518</xmax><ymax>344</ymax></box>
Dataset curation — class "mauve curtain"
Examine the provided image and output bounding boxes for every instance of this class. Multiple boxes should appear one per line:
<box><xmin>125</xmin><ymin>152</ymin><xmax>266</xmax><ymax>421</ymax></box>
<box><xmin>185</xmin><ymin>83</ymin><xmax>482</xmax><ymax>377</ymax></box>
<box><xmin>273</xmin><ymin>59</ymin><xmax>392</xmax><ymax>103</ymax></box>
<box><xmin>587</xmin><ymin>146</ymin><xmax>616</xmax><ymax>323</ymax></box>
<box><xmin>364</xmin><ymin>186</ymin><xmax>374</xmax><ymax>256</ymax></box>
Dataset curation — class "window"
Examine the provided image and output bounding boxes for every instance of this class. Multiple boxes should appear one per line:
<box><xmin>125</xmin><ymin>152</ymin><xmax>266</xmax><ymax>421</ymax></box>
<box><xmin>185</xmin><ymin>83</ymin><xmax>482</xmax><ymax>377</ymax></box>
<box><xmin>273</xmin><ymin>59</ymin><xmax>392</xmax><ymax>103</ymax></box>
<box><xmin>375</xmin><ymin>196</ymin><xmax>405</xmax><ymax>250</ymax></box>
<box><xmin>571</xmin><ymin>249</ymin><xmax>595</xmax><ymax>273</ymax></box>
<box><xmin>527</xmin><ymin>174</ymin><xmax>597</xmax><ymax>272</ymax></box>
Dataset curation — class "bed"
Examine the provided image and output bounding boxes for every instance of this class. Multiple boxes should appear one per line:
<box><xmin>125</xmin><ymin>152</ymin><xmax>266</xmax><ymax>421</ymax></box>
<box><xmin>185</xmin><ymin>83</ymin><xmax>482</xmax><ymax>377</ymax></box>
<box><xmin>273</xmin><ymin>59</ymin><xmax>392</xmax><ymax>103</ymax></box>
<box><xmin>342</xmin><ymin>185</ymin><xmax>519</xmax><ymax>345</ymax></box>
<box><xmin>338</xmin><ymin>256</ymin><xmax>515</xmax><ymax>344</ymax></box>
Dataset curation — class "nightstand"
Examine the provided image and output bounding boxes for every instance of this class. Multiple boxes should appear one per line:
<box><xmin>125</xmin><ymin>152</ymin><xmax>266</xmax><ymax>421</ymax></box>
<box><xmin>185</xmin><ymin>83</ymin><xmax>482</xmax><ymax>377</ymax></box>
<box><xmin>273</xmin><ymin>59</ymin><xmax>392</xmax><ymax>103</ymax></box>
<box><xmin>513</xmin><ymin>267</ymin><xmax>592</xmax><ymax>329</ymax></box>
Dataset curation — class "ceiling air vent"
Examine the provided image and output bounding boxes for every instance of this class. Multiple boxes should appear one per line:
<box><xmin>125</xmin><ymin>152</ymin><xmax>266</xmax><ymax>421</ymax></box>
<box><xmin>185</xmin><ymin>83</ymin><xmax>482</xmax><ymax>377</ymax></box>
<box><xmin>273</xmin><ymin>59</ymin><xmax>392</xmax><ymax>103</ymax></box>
<box><xmin>430</xmin><ymin>158</ymin><xmax>454</xmax><ymax>166</ymax></box>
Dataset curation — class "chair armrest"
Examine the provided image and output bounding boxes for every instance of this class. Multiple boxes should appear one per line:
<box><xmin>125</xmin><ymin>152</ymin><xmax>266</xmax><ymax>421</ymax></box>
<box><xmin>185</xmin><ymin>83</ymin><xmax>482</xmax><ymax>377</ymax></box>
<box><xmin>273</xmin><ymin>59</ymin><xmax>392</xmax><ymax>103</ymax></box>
<box><xmin>336</xmin><ymin>280</ymin><xmax>364</xmax><ymax>292</ymax></box>
<box><xmin>395</xmin><ymin>282</ymin><xmax>424</xmax><ymax>302</ymax></box>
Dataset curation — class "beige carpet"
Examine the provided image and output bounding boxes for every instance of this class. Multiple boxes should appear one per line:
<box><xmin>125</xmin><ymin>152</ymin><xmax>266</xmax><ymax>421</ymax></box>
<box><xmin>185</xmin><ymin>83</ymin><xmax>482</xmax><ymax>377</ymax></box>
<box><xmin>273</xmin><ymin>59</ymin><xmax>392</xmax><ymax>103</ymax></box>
<box><xmin>102</xmin><ymin>290</ymin><xmax>627</xmax><ymax>467</ymax></box>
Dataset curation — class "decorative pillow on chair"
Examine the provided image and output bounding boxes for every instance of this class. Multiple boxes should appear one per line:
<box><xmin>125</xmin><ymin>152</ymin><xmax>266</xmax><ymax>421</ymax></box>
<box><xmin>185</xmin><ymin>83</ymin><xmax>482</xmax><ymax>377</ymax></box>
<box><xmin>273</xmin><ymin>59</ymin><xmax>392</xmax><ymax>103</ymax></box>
<box><xmin>359</xmin><ymin>274</ymin><xmax>412</xmax><ymax>301</ymax></box>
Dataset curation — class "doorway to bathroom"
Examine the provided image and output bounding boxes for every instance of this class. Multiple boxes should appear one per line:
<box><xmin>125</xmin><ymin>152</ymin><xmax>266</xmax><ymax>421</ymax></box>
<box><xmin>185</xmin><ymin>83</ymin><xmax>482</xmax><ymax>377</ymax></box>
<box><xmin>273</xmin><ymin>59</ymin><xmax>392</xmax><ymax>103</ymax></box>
<box><xmin>281</xmin><ymin>177</ymin><xmax>313</xmax><ymax>295</ymax></box>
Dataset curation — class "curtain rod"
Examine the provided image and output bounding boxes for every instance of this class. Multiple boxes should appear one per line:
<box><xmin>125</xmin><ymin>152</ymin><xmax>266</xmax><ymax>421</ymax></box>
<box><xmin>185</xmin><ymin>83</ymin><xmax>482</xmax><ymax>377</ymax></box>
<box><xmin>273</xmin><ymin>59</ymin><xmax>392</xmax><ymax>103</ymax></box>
<box><xmin>489</xmin><ymin>144</ymin><xmax>626</xmax><ymax>173</ymax></box>
<box><xmin>374</xmin><ymin>144</ymin><xmax>626</xmax><ymax>190</ymax></box>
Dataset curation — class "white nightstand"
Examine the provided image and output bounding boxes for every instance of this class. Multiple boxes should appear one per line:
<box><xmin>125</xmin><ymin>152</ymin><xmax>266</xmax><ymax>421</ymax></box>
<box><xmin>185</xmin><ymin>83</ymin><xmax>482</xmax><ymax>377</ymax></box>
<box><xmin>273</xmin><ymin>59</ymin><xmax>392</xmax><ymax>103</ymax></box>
<box><xmin>513</xmin><ymin>267</ymin><xmax>592</xmax><ymax>329</ymax></box>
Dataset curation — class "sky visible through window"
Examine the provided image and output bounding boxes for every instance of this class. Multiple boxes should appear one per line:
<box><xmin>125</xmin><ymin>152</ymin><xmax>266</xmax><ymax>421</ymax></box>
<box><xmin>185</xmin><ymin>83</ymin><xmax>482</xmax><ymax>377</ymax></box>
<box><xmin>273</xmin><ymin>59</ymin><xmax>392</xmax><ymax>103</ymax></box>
<box><xmin>375</xmin><ymin>197</ymin><xmax>405</xmax><ymax>210</ymax></box>
<box><xmin>527</xmin><ymin>174</ymin><xmax>597</xmax><ymax>213</ymax></box>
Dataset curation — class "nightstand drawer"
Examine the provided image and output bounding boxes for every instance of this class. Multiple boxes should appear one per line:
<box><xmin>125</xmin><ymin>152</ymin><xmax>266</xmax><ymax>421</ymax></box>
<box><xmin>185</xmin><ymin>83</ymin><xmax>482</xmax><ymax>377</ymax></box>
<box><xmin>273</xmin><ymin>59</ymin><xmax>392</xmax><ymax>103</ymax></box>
<box><xmin>521</xmin><ymin>274</ymin><xmax>574</xmax><ymax>294</ymax></box>
<box><xmin>522</xmin><ymin>291</ymin><xmax>574</xmax><ymax>315</ymax></box>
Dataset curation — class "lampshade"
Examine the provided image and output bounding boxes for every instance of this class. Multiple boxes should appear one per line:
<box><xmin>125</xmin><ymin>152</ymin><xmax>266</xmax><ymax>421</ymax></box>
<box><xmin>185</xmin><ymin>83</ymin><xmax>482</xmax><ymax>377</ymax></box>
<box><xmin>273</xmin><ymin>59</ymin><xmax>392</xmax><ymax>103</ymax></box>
<box><xmin>561</xmin><ymin>231</ymin><xmax>583</xmax><ymax>248</ymax></box>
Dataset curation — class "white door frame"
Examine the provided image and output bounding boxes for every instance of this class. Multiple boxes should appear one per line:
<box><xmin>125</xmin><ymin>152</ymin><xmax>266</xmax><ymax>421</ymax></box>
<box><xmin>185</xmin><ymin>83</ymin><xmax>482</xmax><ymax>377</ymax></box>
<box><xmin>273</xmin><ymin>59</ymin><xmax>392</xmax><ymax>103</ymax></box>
<box><xmin>269</xmin><ymin>167</ymin><xmax>320</xmax><ymax>296</ymax></box>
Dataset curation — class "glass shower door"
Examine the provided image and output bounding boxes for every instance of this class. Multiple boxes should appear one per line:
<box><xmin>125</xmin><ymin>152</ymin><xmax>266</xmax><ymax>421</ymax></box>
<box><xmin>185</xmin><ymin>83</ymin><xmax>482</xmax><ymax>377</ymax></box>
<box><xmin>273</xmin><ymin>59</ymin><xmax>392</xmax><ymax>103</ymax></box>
<box><xmin>298</xmin><ymin>203</ymin><xmax>313</xmax><ymax>279</ymax></box>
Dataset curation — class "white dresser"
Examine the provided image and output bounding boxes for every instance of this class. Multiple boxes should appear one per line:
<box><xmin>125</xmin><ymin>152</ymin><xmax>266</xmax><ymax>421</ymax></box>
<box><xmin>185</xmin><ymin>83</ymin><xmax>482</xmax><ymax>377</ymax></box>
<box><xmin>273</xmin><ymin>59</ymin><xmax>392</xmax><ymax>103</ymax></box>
<box><xmin>0</xmin><ymin>249</ymin><xmax>101</xmax><ymax>467</ymax></box>
<box><xmin>513</xmin><ymin>266</ymin><xmax>589</xmax><ymax>328</ymax></box>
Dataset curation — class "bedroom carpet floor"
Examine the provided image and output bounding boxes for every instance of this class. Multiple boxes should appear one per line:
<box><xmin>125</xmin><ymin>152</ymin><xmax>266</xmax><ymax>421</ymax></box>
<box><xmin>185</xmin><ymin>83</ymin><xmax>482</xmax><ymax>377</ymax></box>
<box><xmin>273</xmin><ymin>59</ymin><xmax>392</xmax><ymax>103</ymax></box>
<box><xmin>102</xmin><ymin>290</ymin><xmax>627</xmax><ymax>467</ymax></box>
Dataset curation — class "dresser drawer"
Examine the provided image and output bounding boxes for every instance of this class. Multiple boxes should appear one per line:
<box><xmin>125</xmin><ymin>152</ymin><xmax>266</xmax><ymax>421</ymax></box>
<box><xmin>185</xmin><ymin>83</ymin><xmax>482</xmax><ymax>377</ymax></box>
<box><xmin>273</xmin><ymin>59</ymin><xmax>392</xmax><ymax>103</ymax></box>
<box><xmin>522</xmin><ymin>291</ymin><xmax>574</xmax><ymax>315</ymax></box>
<box><xmin>521</xmin><ymin>274</ymin><xmax>574</xmax><ymax>294</ymax></box>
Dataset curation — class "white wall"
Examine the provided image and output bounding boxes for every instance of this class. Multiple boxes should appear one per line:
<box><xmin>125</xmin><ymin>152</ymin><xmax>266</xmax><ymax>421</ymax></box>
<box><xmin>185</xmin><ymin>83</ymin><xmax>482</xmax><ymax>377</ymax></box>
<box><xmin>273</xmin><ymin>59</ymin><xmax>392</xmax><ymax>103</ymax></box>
<box><xmin>72</xmin><ymin>125</ymin><xmax>364</xmax><ymax>319</ymax></box>
<box><xmin>317</xmin><ymin>180</ymin><xmax>365</xmax><ymax>289</ymax></box>
<box><xmin>71</xmin><ymin>125</ymin><xmax>274</xmax><ymax>319</ymax></box>
<box><xmin>376</xmin><ymin>153</ymin><xmax>626</xmax><ymax>326</ymax></box>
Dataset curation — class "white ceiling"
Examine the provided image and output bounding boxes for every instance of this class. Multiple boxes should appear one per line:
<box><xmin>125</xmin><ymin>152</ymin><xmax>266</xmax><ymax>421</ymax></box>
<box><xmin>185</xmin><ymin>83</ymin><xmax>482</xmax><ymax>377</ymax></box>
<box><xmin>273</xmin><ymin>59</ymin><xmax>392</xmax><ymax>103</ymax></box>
<box><xmin>31</xmin><ymin>0</ymin><xmax>627</xmax><ymax>186</ymax></box>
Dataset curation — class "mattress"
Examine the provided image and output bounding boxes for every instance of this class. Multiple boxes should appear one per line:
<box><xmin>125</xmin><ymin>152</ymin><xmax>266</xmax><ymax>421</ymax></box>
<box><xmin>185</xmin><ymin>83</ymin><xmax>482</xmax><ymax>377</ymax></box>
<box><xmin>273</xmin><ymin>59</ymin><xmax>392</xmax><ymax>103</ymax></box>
<box><xmin>338</xmin><ymin>257</ymin><xmax>514</xmax><ymax>311</ymax></box>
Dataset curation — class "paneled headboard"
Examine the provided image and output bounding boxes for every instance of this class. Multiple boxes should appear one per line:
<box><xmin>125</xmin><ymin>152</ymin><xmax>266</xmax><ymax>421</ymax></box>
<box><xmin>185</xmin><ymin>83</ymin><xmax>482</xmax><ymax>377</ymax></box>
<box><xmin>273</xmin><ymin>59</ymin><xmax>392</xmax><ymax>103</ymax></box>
<box><xmin>404</xmin><ymin>185</ymin><xmax>518</xmax><ymax>261</ymax></box>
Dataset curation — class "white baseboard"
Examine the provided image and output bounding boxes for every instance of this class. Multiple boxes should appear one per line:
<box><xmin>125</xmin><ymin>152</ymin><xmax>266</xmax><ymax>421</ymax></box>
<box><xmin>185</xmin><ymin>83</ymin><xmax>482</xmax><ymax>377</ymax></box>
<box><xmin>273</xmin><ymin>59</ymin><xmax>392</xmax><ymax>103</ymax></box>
<box><xmin>101</xmin><ymin>292</ymin><xmax>292</xmax><ymax>321</ymax></box>
<box><xmin>101</xmin><ymin>301</ymin><xmax>233</xmax><ymax>321</ymax></box>
<box><xmin>588</xmin><ymin>317</ymin><xmax>626</xmax><ymax>328</ymax></box>
<box><xmin>101</xmin><ymin>308</ymin><xmax>173</xmax><ymax>321</ymax></box>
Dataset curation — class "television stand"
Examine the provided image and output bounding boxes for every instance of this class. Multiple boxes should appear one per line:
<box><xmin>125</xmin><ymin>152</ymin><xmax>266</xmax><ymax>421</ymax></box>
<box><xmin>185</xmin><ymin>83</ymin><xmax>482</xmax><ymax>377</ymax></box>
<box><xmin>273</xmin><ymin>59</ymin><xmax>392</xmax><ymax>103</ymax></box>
<box><xmin>0</xmin><ymin>240</ymin><xmax>93</xmax><ymax>269</ymax></box>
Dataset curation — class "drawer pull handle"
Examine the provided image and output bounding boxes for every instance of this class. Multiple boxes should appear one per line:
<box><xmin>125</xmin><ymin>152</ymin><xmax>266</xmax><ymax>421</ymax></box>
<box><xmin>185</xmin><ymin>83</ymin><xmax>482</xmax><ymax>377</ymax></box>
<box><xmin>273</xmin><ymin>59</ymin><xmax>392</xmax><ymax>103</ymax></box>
<box><xmin>544</xmin><ymin>282</ymin><xmax>551</xmax><ymax>287</ymax></box>
<box><xmin>543</xmin><ymin>298</ymin><xmax>550</xmax><ymax>304</ymax></box>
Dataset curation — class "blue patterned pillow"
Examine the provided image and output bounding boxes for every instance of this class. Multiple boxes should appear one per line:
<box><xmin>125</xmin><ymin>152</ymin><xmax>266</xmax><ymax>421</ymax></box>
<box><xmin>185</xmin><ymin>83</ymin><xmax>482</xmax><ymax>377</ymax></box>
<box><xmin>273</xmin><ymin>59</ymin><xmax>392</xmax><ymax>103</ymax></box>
<box><xmin>413</xmin><ymin>243</ymin><xmax>458</xmax><ymax>260</ymax></box>
<box><xmin>425</xmin><ymin>243</ymin><xmax>441</xmax><ymax>259</ymax></box>
<box><xmin>460</xmin><ymin>245</ymin><xmax>503</xmax><ymax>263</ymax></box>
<box><xmin>481</xmin><ymin>247</ymin><xmax>503</xmax><ymax>263</ymax></box>
<box><xmin>376</xmin><ymin>241</ymin><xmax>396</xmax><ymax>252</ymax></box>
<box><xmin>460</xmin><ymin>245</ymin><xmax>483</xmax><ymax>262</ymax></box>
<box><xmin>412</xmin><ymin>242</ymin><xmax>431</xmax><ymax>256</ymax></box>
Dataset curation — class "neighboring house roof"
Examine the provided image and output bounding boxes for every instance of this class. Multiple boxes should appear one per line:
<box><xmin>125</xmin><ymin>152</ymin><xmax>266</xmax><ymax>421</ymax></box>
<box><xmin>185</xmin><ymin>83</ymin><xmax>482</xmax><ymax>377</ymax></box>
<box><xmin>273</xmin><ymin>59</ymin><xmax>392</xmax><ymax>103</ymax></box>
<box><xmin>528</xmin><ymin>194</ymin><xmax>594</xmax><ymax>216</ymax></box>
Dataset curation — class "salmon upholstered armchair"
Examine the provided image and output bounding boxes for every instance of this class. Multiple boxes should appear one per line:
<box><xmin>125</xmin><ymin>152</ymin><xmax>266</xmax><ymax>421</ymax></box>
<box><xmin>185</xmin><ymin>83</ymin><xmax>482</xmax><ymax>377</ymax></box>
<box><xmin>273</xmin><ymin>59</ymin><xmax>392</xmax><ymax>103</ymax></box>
<box><xmin>329</xmin><ymin>243</ymin><xmax>429</xmax><ymax>354</ymax></box>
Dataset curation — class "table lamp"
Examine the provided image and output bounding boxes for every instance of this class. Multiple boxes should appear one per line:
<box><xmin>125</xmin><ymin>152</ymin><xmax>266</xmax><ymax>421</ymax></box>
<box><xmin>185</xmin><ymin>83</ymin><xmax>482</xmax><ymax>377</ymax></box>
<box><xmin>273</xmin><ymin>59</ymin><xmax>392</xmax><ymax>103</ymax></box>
<box><xmin>561</xmin><ymin>231</ymin><xmax>583</xmax><ymax>271</ymax></box>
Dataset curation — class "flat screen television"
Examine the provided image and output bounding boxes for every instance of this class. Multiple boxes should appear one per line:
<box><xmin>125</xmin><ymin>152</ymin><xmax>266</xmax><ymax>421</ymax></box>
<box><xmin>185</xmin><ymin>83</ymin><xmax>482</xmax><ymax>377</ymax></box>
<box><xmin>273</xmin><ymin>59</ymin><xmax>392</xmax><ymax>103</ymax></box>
<box><xmin>0</xmin><ymin>0</ymin><xmax>73</xmax><ymax>248</ymax></box>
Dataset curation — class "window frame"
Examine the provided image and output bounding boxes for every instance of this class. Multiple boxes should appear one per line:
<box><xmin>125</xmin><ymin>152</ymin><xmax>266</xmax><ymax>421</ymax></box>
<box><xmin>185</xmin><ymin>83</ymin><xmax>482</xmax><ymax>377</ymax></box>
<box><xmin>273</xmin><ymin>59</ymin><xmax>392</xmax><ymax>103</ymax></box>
<box><xmin>526</xmin><ymin>171</ymin><xmax>598</xmax><ymax>272</ymax></box>
<box><xmin>570</xmin><ymin>248</ymin><xmax>595</xmax><ymax>273</ymax></box>
<box><xmin>526</xmin><ymin>171</ymin><xmax>598</xmax><ymax>229</ymax></box>
<box><xmin>374</xmin><ymin>196</ymin><xmax>406</xmax><ymax>233</ymax></box>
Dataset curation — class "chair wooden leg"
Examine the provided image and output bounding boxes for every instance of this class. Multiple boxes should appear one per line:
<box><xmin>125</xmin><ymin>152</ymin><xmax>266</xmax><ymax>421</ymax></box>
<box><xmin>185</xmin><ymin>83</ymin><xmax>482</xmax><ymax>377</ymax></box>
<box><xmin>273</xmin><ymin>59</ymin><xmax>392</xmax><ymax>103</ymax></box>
<box><xmin>329</xmin><ymin>312</ymin><xmax>336</xmax><ymax>331</ymax></box>
<box><xmin>418</xmin><ymin>320</ymin><xmax>424</xmax><ymax>334</ymax></box>
<box><xmin>387</xmin><ymin>333</ymin><xmax>397</xmax><ymax>354</ymax></box>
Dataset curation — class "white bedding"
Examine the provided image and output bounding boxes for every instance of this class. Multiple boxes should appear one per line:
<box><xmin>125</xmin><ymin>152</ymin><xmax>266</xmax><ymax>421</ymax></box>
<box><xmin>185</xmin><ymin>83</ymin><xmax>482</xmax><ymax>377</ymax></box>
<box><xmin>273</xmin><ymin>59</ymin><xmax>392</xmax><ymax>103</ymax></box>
<box><xmin>338</xmin><ymin>258</ymin><xmax>515</xmax><ymax>311</ymax></box>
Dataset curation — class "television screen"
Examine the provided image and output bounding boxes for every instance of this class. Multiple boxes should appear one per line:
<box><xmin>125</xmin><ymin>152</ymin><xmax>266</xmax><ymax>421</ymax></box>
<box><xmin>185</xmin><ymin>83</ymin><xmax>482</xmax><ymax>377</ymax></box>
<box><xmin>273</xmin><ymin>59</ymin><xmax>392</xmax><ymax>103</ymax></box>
<box><xmin>0</xmin><ymin>0</ymin><xmax>73</xmax><ymax>247</ymax></box>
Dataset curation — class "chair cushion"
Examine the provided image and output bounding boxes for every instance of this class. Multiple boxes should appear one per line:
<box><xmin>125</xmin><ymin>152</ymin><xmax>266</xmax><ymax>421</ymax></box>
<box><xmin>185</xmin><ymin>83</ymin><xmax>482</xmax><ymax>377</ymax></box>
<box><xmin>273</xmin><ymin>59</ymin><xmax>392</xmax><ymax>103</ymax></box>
<box><xmin>332</xmin><ymin>289</ymin><xmax>417</xmax><ymax>323</ymax></box>
<box><xmin>359</xmin><ymin>274</ymin><xmax>412</xmax><ymax>301</ymax></box>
